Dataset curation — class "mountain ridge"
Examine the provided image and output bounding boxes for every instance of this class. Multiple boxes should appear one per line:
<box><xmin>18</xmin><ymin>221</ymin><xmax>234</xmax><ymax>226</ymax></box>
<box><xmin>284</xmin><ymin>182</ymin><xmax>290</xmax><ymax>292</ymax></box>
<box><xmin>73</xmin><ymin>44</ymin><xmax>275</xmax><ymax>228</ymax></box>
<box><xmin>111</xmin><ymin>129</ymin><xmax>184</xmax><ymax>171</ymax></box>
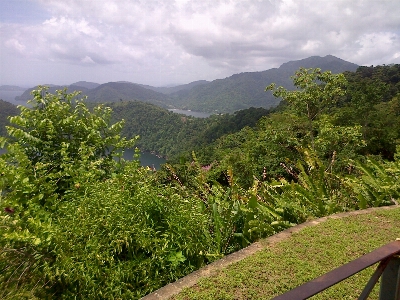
<box><xmin>14</xmin><ymin>55</ymin><xmax>359</xmax><ymax>113</ymax></box>
<box><xmin>164</xmin><ymin>55</ymin><xmax>358</xmax><ymax>112</ymax></box>
<box><xmin>138</xmin><ymin>80</ymin><xmax>210</xmax><ymax>95</ymax></box>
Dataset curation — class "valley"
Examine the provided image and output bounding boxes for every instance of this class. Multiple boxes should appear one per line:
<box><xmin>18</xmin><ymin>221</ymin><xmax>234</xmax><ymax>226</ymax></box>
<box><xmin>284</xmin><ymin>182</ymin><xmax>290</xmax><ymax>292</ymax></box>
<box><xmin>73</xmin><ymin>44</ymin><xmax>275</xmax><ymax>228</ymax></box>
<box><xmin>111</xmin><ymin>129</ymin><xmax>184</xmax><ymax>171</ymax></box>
<box><xmin>1</xmin><ymin>57</ymin><xmax>400</xmax><ymax>300</ymax></box>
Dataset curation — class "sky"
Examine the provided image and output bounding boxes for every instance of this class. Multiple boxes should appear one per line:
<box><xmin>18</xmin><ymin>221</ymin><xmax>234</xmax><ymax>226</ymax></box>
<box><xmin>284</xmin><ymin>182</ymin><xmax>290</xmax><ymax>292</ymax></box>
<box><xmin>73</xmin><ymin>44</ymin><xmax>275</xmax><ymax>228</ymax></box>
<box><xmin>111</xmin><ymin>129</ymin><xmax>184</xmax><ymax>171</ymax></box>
<box><xmin>1</xmin><ymin>0</ymin><xmax>400</xmax><ymax>87</ymax></box>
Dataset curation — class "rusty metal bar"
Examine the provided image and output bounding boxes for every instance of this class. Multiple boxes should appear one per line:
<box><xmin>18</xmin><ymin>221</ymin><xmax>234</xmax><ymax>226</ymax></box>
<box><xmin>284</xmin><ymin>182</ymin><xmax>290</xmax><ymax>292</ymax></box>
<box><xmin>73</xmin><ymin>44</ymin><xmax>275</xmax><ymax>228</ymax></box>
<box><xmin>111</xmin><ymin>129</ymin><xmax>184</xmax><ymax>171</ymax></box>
<box><xmin>272</xmin><ymin>240</ymin><xmax>400</xmax><ymax>300</ymax></box>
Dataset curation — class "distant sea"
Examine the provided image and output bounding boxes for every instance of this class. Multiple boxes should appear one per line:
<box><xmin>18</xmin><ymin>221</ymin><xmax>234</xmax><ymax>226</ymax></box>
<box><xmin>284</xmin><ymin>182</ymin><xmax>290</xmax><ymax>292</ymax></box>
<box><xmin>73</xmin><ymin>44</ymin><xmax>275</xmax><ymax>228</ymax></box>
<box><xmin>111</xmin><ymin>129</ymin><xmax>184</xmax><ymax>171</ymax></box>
<box><xmin>0</xmin><ymin>90</ymin><xmax>27</xmax><ymax>106</ymax></box>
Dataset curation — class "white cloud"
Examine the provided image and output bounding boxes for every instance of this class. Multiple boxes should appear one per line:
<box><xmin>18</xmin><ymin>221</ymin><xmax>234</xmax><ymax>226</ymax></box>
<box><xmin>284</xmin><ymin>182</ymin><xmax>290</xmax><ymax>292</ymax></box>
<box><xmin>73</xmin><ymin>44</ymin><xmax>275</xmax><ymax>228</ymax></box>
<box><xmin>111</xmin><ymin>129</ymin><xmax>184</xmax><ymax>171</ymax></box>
<box><xmin>302</xmin><ymin>40</ymin><xmax>322</xmax><ymax>53</ymax></box>
<box><xmin>81</xmin><ymin>55</ymin><xmax>95</xmax><ymax>64</ymax></box>
<box><xmin>350</xmin><ymin>32</ymin><xmax>400</xmax><ymax>65</ymax></box>
<box><xmin>5</xmin><ymin>38</ymin><xmax>26</xmax><ymax>53</ymax></box>
<box><xmin>1</xmin><ymin>0</ymin><xmax>400</xmax><ymax>86</ymax></box>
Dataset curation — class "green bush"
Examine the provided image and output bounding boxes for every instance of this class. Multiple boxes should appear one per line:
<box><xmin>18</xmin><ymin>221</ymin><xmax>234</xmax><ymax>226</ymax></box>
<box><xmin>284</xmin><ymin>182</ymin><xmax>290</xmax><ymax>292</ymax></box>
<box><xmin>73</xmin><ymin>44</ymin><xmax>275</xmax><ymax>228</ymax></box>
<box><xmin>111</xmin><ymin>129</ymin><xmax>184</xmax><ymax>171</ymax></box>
<box><xmin>0</xmin><ymin>88</ymin><xmax>217</xmax><ymax>299</ymax></box>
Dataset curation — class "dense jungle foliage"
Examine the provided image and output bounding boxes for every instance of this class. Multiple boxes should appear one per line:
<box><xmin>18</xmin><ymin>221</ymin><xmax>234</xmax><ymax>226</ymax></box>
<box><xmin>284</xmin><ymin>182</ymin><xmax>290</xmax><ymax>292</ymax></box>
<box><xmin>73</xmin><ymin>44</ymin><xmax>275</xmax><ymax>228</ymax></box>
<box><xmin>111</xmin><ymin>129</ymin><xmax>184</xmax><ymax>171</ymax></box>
<box><xmin>1</xmin><ymin>64</ymin><xmax>400</xmax><ymax>299</ymax></box>
<box><xmin>185</xmin><ymin>64</ymin><xmax>400</xmax><ymax>188</ymax></box>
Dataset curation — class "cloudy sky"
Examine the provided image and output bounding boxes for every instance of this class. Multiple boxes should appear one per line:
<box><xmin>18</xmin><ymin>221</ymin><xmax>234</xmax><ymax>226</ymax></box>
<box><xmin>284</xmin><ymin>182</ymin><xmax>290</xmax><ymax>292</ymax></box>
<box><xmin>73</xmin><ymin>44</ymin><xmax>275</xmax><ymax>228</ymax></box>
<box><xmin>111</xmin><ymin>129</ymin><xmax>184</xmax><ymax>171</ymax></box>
<box><xmin>1</xmin><ymin>0</ymin><xmax>399</xmax><ymax>87</ymax></box>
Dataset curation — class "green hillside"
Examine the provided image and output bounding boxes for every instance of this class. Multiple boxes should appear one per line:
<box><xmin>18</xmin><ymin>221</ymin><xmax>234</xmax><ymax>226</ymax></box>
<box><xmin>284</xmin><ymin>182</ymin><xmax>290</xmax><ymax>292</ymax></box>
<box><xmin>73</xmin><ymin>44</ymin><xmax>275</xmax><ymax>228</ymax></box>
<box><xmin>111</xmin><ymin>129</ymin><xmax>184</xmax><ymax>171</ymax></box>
<box><xmin>189</xmin><ymin>64</ymin><xmax>400</xmax><ymax>188</ymax></box>
<box><xmin>109</xmin><ymin>101</ymin><xmax>272</xmax><ymax>157</ymax></box>
<box><xmin>85</xmin><ymin>82</ymin><xmax>170</xmax><ymax>107</ymax></box>
<box><xmin>0</xmin><ymin>100</ymin><xmax>18</xmax><ymax>136</ymax></box>
<box><xmin>139</xmin><ymin>80</ymin><xmax>209</xmax><ymax>95</ymax></box>
<box><xmin>15</xmin><ymin>82</ymin><xmax>169</xmax><ymax>107</ymax></box>
<box><xmin>167</xmin><ymin>55</ymin><xmax>358</xmax><ymax>113</ymax></box>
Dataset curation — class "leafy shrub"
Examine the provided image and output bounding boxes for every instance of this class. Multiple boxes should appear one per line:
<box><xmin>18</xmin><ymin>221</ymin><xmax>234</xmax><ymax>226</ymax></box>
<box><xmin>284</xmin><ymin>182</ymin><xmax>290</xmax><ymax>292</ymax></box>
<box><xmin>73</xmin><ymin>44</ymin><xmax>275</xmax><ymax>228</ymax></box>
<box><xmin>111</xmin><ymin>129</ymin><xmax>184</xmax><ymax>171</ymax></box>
<box><xmin>0</xmin><ymin>88</ymin><xmax>222</xmax><ymax>299</ymax></box>
<box><xmin>0</xmin><ymin>87</ymin><xmax>136</xmax><ymax>298</ymax></box>
<box><xmin>43</xmin><ymin>164</ymin><xmax>213</xmax><ymax>299</ymax></box>
<box><xmin>346</xmin><ymin>150</ymin><xmax>400</xmax><ymax>208</ymax></box>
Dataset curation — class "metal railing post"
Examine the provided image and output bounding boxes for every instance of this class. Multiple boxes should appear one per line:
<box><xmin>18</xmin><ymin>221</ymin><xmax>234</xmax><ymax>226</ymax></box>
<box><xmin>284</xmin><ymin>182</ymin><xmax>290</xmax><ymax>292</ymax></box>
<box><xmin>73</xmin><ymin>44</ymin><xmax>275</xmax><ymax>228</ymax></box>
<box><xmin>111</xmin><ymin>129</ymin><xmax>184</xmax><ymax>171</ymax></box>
<box><xmin>358</xmin><ymin>258</ymin><xmax>391</xmax><ymax>300</ymax></box>
<box><xmin>380</xmin><ymin>256</ymin><xmax>400</xmax><ymax>300</ymax></box>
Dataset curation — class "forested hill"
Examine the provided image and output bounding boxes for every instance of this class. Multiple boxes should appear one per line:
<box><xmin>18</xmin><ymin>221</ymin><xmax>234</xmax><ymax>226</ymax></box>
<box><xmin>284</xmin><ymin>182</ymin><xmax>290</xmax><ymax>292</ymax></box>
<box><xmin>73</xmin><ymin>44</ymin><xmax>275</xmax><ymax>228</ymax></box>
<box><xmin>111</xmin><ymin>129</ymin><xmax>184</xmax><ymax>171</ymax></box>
<box><xmin>0</xmin><ymin>85</ymin><xmax>27</xmax><ymax>91</ymax></box>
<box><xmin>164</xmin><ymin>55</ymin><xmax>358</xmax><ymax>113</ymax></box>
<box><xmin>84</xmin><ymin>82</ymin><xmax>170</xmax><ymax>107</ymax></box>
<box><xmin>190</xmin><ymin>64</ymin><xmax>400</xmax><ymax>188</ymax></box>
<box><xmin>14</xmin><ymin>55</ymin><xmax>358</xmax><ymax>113</ymax></box>
<box><xmin>278</xmin><ymin>55</ymin><xmax>358</xmax><ymax>74</ymax></box>
<box><xmin>2</xmin><ymin>92</ymin><xmax>272</xmax><ymax>158</ymax></box>
<box><xmin>71</xmin><ymin>81</ymin><xmax>100</xmax><ymax>89</ymax></box>
<box><xmin>138</xmin><ymin>80</ymin><xmax>209</xmax><ymax>95</ymax></box>
<box><xmin>0</xmin><ymin>100</ymin><xmax>18</xmax><ymax>136</ymax></box>
<box><xmin>16</xmin><ymin>81</ymin><xmax>170</xmax><ymax>108</ymax></box>
<box><xmin>109</xmin><ymin>101</ymin><xmax>273</xmax><ymax>157</ymax></box>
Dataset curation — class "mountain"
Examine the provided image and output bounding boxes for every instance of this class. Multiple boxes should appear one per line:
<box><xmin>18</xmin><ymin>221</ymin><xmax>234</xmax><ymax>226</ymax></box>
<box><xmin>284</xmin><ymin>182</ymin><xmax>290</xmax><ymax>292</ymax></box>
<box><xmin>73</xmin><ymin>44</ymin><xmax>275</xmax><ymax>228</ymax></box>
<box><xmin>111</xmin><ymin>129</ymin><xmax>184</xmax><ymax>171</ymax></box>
<box><xmin>84</xmin><ymin>82</ymin><xmax>171</xmax><ymax>107</ymax></box>
<box><xmin>13</xmin><ymin>55</ymin><xmax>359</xmax><ymax>113</ymax></box>
<box><xmin>139</xmin><ymin>80</ymin><xmax>210</xmax><ymax>94</ymax></box>
<box><xmin>0</xmin><ymin>85</ymin><xmax>27</xmax><ymax>91</ymax></box>
<box><xmin>15</xmin><ymin>82</ymin><xmax>171</xmax><ymax>108</ymax></box>
<box><xmin>70</xmin><ymin>81</ymin><xmax>100</xmax><ymax>89</ymax></box>
<box><xmin>166</xmin><ymin>55</ymin><xmax>359</xmax><ymax>113</ymax></box>
<box><xmin>278</xmin><ymin>55</ymin><xmax>358</xmax><ymax>74</ymax></box>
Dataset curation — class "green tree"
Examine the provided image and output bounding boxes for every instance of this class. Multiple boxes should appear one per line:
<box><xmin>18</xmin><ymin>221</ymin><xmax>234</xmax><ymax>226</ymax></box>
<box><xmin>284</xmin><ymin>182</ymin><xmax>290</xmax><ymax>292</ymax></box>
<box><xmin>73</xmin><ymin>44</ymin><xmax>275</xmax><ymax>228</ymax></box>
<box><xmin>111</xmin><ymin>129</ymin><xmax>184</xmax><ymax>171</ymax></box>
<box><xmin>337</xmin><ymin>65</ymin><xmax>400</xmax><ymax>158</ymax></box>
<box><xmin>0</xmin><ymin>87</ymin><xmax>137</xmax><ymax>297</ymax></box>
<box><xmin>266</xmin><ymin>68</ymin><xmax>347</xmax><ymax>149</ymax></box>
<box><xmin>2</xmin><ymin>87</ymin><xmax>137</xmax><ymax>207</ymax></box>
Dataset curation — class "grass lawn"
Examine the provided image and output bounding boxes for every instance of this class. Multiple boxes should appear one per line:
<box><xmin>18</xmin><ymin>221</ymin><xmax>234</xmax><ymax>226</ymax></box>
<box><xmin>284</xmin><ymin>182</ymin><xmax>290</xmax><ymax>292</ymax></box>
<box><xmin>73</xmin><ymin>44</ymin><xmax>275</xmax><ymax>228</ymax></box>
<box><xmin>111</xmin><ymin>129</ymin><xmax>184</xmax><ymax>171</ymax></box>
<box><xmin>172</xmin><ymin>206</ymin><xmax>400</xmax><ymax>300</ymax></box>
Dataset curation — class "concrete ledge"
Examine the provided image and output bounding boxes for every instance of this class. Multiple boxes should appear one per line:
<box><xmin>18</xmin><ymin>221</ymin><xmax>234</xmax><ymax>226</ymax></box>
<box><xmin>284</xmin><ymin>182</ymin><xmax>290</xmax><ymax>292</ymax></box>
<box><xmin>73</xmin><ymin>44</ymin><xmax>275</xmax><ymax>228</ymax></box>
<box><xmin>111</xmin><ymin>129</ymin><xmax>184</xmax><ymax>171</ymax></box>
<box><xmin>142</xmin><ymin>205</ymin><xmax>400</xmax><ymax>300</ymax></box>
